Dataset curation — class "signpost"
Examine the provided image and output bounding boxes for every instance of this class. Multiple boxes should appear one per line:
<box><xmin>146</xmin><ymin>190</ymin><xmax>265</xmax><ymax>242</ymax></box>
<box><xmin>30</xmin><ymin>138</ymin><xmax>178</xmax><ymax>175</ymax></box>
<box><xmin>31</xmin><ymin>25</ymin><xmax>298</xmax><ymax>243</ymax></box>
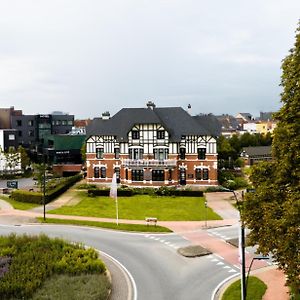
<box><xmin>7</xmin><ymin>180</ymin><xmax>18</xmax><ymax>189</ymax></box>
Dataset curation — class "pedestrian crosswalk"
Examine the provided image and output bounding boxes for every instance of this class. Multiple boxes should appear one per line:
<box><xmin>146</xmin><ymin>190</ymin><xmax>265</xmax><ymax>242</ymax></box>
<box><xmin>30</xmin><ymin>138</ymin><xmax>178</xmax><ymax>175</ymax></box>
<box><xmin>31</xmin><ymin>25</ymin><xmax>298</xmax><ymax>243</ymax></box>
<box><xmin>144</xmin><ymin>234</ymin><xmax>189</xmax><ymax>250</ymax></box>
<box><xmin>144</xmin><ymin>233</ymin><xmax>239</xmax><ymax>274</ymax></box>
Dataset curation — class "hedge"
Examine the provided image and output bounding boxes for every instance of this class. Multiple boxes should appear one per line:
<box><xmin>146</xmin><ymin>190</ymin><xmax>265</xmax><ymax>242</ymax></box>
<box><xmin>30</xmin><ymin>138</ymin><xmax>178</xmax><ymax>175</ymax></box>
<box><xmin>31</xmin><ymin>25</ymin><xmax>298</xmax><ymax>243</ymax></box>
<box><xmin>11</xmin><ymin>174</ymin><xmax>82</xmax><ymax>204</ymax></box>
<box><xmin>87</xmin><ymin>187</ymin><xmax>203</xmax><ymax>197</ymax></box>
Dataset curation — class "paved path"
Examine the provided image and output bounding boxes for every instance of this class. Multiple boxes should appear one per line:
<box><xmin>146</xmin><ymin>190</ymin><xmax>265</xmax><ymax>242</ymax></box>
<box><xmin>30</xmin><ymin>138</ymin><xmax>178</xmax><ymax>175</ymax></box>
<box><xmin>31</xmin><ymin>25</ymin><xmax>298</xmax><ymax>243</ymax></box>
<box><xmin>0</xmin><ymin>190</ymin><xmax>289</xmax><ymax>300</ymax></box>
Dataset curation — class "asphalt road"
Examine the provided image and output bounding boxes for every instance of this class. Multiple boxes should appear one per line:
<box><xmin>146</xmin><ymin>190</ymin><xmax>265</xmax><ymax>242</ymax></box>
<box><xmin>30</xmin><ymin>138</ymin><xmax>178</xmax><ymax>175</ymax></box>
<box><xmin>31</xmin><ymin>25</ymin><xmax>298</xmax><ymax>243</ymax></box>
<box><xmin>0</xmin><ymin>224</ymin><xmax>239</xmax><ymax>300</ymax></box>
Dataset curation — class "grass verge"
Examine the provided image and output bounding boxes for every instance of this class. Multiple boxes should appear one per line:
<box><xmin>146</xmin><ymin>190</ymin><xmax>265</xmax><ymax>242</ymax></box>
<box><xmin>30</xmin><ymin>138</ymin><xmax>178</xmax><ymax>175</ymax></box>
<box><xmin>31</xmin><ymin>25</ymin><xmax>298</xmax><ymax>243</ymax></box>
<box><xmin>37</xmin><ymin>217</ymin><xmax>173</xmax><ymax>233</ymax></box>
<box><xmin>222</xmin><ymin>276</ymin><xmax>267</xmax><ymax>300</ymax></box>
<box><xmin>32</xmin><ymin>273</ymin><xmax>110</xmax><ymax>300</ymax></box>
<box><xmin>0</xmin><ymin>195</ymin><xmax>40</xmax><ymax>210</ymax></box>
<box><xmin>48</xmin><ymin>191</ymin><xmax>222</xmax><ymax>221</ymax></box>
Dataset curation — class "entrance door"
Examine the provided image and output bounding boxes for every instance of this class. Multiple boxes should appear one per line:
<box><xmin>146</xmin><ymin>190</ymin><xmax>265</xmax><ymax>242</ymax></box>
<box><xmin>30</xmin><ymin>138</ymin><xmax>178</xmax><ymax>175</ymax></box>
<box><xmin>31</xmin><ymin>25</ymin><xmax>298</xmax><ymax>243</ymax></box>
<box><xmin>179</xmin><ymin>168</ymin><xmax>186</xmax><ymax>185</ymax></box>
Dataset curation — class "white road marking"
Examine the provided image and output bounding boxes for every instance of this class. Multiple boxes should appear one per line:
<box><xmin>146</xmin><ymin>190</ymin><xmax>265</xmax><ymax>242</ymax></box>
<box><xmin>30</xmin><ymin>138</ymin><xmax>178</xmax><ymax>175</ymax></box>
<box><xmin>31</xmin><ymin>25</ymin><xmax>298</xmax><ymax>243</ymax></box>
<box><xmin>217</xmin><ymin>262</ymin><xmax>224</xmax><ymax>265</ymax></box>
<box><xmin>228</xmin><ymin>269</ymin><xmax>237</xmax><ymax>273</ymax></box>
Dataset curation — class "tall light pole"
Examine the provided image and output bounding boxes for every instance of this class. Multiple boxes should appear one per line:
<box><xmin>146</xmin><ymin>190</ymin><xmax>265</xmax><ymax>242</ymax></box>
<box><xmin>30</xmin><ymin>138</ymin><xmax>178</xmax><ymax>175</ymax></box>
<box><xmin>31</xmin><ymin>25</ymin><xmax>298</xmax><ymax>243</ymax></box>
<box><xmin>43</xmin><ymin>156</ymin><xmax>46</xmax><ymax>221</ymax></box>
<box><xmin>246</xmin><ymin>256</ymin><xmax>269</xmax><ymax>290</ymax></box>
<box><xmin>222</xmin><ymin>187</ymin><xmax>247</xmax><ymax>300</ymax></box>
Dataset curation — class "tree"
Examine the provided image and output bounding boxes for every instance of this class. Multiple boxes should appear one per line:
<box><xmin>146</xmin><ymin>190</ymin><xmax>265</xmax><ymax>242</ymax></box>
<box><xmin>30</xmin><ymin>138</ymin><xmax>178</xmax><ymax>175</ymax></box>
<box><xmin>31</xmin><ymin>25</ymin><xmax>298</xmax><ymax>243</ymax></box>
<box><xmin>242</xmin><ymin>23</ymin><xmax>300</xmax><ymax>296</ymax></box>
<box><xmin>18</xmin><ymin>146</ymin><xmax>30</xmax><ymax>172</ymax></box>
<box><xmin>80</xmin><ymin>142</ymin><xmax>86</xmax><ymax>163</ymax></box>
<box><xmin>4</xmin><ymin>147</ymin><xmax>20</xmax><ymax>174</ymax></box>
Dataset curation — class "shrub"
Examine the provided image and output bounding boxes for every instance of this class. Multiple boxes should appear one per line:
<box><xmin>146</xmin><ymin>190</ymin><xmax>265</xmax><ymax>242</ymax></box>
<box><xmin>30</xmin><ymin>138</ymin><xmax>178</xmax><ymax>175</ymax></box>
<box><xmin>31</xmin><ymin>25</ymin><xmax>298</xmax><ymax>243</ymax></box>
<box><xmin>0</xmin><ymin>234</ymin><xmax>106</xmax><ymax>299</ymax></box>
<box><xmin>11</xmin><ymin>174</ymin><xmax>82</xmax><ymax>204</ymax></box>
<box><xmin>87</xmin><ymin>186</ymin><xmax>203</xmax><ymax>197</ymax></box>
<box><xmin>76</xmin><ymin>183</ymin><xmax>97</xmax><ymax>190</ymax></box>
<box><xmin>11</xmin><ymin>190</ymin><xmax>43</xmax><ymax>204</ymax></box>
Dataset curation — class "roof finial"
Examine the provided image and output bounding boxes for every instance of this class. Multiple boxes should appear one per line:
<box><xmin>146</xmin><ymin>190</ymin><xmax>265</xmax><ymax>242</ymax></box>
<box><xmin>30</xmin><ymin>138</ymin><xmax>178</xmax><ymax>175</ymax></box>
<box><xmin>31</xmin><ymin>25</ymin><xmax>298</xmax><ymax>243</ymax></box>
<box><xmin>146</xmin><ymin>101</ymin><xmax>156</xmax><ymax>110</ymax></box>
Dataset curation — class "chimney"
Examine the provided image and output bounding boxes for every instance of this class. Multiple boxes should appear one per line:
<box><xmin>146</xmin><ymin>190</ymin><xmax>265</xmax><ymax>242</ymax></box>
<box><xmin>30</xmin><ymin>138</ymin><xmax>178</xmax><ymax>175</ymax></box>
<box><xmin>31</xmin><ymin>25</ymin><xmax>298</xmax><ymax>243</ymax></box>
<box><xmin>146</xmin><ymin>101</ymin><xmax>156</xmax><ymax>110</ymax></box>
<box><xmin>187</xmin><ymin>104</ymin><xmax>192</xmax><ymax>115</ymax></box>
<box><xmin>102</xmin><ymin>111</ymin><xmax>110</xmax><ymax>120</ymax></box>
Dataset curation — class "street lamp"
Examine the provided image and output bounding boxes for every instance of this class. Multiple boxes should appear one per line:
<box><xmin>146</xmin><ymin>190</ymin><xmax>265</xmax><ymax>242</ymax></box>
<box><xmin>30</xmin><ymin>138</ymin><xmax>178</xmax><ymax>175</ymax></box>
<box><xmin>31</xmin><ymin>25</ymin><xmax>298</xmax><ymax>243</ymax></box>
<box><xmin>246</xmin><ymin>256</ymin><xmax>269</xmax><ymax>290</ymax></box>
<box><xmin>221</xmin><ymin>187</ymin><xmax>247</xmax><ymax>300</ymax></box>
<box><xmin>42</xmin><ymin>156</ymin><xmax>46</xmax><ymax>221</ymax></box>
<box><xmin>204</xmin><ymin>199</ymin><xmax>208</xmax><ymax>228</ymax></box>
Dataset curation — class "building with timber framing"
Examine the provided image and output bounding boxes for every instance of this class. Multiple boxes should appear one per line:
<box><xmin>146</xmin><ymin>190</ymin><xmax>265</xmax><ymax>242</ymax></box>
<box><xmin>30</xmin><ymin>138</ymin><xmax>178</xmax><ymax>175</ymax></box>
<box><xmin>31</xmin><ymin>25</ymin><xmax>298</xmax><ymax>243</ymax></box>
<box><xmin>86</xmin><ymin>102</ymin><xmax>221</xmax><ymax>187</ymax></box>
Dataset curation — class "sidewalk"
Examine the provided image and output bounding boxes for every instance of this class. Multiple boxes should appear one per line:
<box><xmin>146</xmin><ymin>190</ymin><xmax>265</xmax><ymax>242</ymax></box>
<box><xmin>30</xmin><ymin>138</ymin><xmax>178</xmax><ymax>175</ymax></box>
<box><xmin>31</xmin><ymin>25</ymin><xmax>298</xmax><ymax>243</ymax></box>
<box><xmin>0</xmin><ymin>190</ymin><xmax>289</xmax><ymax>299</ymax></box>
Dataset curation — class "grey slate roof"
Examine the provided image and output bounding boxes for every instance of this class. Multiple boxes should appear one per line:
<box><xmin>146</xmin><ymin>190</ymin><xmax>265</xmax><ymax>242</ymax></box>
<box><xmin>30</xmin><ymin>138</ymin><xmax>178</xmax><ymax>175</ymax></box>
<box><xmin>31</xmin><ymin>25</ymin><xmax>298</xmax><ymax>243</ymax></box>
<box><xmin>216</xmin><ymin>114</ymin><xmax>241</xmax><ymax>131</ymax></box>
<box><xmin>87</xmin><ymin>106</ymin><xmax>221</xmax><ymax>142</ymax></box>
<box><xmin>241</xmin><ymin>146</ymin><xmax>272</xmax><ymax>157</ymax></box>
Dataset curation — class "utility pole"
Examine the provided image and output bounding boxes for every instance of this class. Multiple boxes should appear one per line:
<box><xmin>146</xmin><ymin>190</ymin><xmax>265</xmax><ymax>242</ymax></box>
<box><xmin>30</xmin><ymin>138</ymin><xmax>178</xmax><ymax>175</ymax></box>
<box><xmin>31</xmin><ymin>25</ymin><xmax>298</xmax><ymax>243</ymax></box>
<box><xmin>222</xmin><ymin>187</ymin><xmax>247</xmax><ymax>300</ymax></box>
<box><xmin>42</xmin><ymin>154</ymin><xmax>46</xmax><ymax>221</ymax></box>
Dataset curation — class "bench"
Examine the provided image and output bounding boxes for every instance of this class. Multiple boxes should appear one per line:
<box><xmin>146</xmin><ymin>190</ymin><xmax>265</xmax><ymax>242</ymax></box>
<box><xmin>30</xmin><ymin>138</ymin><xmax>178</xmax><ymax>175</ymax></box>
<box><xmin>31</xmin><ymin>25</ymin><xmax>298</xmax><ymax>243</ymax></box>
<box><xmin>145</xmin><ymin>217</ymin><xmax>157</xmax><ymax>226</ymax></box>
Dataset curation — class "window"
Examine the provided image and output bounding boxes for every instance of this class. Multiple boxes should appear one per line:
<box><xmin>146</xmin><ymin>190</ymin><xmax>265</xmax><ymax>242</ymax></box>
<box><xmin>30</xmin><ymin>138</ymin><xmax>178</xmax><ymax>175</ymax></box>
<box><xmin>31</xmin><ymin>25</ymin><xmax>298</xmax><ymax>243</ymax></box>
<box><xmin>28</xmin><ymin>120</ymin><xmax>34</xmax><ymax>126</ymax></box>
<box><xmin>100</xmin><ymin>167</ymin><xmax>106</xmax><ymax>178</ymax></box>
<box><xmin>28</xmin><ymin>130</ymin><xmax>34</xmax><ymax>137</ymax></box>
<box><xmin>129</xmin><ymin>148</ymin><xmax>143</xmax><ymax>160</ymax></box>
<box><xmin>198</xmin><ymin>148</ymin><xmax>206</xmax><ymax>160</ymax></box>
<box><xmin>115</xmin><ymin>167</ymin><xmax>120</xmax><ymax>183</ymax></box>
<box><xmin>132</xmin><ymin>130</ymin><xmax>140</xmax><ymax>139</ymax></box>
<box><xmin>114</xmin><ymin>148</ymin><xmax>120</xmax><ymax>159</ymax></box>
<box><xmin>16</xmin><ymin>120</ymin><xmax>22</xmax><ymax>126</ymax></box>
<box><xmin>96</xmin><ymin>148</ymin><xmax>104</xmax><ymax>159</ymax></box>
<box><xmin>157</xmin><ymin>130</ymin><xmax>165</xmax><ymax>139</ymax></box>
<box><xmin>55</xmin><ymin>120</ymin><xmax>61</xmax><ymax>125</ymax></box>
<box><xmin>8</xmin><ymin>134</ymin><xmax>15</xmax><ymax>140</ymax></box>
<box><xmin>154</xmin><ymin>148</ymin><xmax>168</xmax><ymax>160</ymax></box>
<box><xmin>132</xmin><ymin>170</ymin><xmax>143</xmax><ymax>181</ymax></box>
<box><xmin>195</xmin><ymin>169</ymin><xmax>201</xmax><ymax>180</ymax></box>
<box><xmin>62</xmin><ymin>120</ymin><xmax>67</xmax><ymax>126</ymax></box>
<box><xmin>94</xmin><ymin>167</ymin><xmax>99</xmax><ymax>178</ymax></box>
<box><xmin>67</xmin><ymin>120</ymin><xmax>73</xmax><ymax>126</ymax></box>
<box><xmin>18</xmin><ymin>131</ymin><xmax>22</xmax><ymax>137</ymax></box>
<box><xmin>152</xmin><ymin>170</ymin><xmax>164</xmax><ymax>181</ymax></box>
<box><xmin>168</xmin><ymin>169</ymin><xmax>172</xmax><ymax>181</ymax></box>
<box><xmin>125</xmin><ymin>169</ymin><xmax>128</xmax><ymax>180</ymax></box>
<box><xmin>180</xmin><ymin>147</ymin><xmax>186</xmax><ymax>160</ymax></box>
<box><xmin>203</xmin><ymin>169</ymin><xmax>209</xmax><ymax>180</ymax></box>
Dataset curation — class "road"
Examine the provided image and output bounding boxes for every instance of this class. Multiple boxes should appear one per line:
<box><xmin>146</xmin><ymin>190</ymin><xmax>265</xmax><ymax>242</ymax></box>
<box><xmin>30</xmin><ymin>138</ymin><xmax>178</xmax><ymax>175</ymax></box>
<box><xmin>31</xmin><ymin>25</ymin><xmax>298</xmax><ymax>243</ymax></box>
<box><xmin>0</xmin><ymin>224</ymin><xmax>239</xmax><ymax>300</ymax></box>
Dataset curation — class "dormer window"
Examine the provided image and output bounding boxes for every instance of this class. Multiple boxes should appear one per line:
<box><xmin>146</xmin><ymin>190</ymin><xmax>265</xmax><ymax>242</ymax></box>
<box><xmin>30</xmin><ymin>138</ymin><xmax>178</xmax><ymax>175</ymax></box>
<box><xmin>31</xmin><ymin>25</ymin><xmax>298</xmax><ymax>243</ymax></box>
<box><xmin>96</xmin><ymin>147</ymin><xmax>104</xmax><ymax>159</ymax></box>
<box><xmin>157</xmin><ymin>130</ymin><xmax>165</xmax><ymax>139</ymax></box>
<box><xmin>132</xmin><ymin>130</ymin><xmax>140</xmax><ymax>139</ymax></box>
<box><xmin>180</xmin><ymin>147</ymin><xmax>186</xmax><ymax>160</ymax></box>
<box><xmin>154</xmin><ymin>148</ymin><xmax>168</xmax><ymax>160</ymax></box>
<box><xmin>114</xmin><ymin>147</ymin><xmax>120</xmax><ymax>159</ymax></box>
<box><xmin>198</xmin><ymin>148</ymin><xmax>206</xmax><ymax>160</ymax></box>
<box><xmin>129</xmin><ymin>148</ymin><xmax>143</xmax><ymax>160</ymax></box>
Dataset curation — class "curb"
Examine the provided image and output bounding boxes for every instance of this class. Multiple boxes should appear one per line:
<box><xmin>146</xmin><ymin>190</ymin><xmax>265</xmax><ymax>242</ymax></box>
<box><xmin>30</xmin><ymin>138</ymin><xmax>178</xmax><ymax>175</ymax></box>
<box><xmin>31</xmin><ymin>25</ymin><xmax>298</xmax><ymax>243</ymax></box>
<box><xmin>211</xmin><ymin>273</ymin><xmax>239</xmax><ymax>300</ymax></box>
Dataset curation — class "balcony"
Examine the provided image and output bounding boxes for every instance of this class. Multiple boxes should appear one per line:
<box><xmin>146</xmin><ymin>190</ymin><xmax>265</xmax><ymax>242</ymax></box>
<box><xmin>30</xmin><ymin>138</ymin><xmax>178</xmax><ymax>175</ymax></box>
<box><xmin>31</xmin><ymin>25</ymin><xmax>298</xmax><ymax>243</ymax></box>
<box><xmin>122</xmin><ymin>159</ymin><xmax>177</xmax><ymax>168</ymax></box>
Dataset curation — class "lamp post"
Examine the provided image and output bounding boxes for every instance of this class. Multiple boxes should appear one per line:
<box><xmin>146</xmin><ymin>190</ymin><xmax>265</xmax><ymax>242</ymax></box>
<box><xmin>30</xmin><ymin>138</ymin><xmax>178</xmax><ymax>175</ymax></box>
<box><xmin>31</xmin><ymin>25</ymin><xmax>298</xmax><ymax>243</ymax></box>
<box><xmin>42</xmin><ymin>156</ymin><xmax>46</xmax><ymax>221</ymax></box>
<box><xmin>222</xmin><ymin>187</ymin><xmax>247</xmax><ymax>300</ymax></box>
<box><xmin>204</xmin><ymin>199</ymin><xmax>208</xmax><ymax>228</ymax></box>
<box><xmin>246</xmin><ymin>256</ymin><xmax>269</xmax><ymax>290</ymax></box>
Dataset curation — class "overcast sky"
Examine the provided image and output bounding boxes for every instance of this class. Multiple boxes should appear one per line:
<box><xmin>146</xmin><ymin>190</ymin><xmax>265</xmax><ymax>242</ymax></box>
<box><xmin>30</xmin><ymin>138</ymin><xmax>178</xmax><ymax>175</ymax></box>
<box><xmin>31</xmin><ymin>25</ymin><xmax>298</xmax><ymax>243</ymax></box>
<box><xmin>0</xmin><ymin>1</ymin><xmax>299</xmax><ymax>119</ymax></box>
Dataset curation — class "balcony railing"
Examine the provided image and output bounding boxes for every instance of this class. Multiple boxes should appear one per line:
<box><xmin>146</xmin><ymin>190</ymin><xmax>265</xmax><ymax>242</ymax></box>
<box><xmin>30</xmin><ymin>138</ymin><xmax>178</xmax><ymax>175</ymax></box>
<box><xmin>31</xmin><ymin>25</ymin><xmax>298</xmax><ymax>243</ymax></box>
<box><xmin>122</xmin><ymin>159</ymin><xmax>177</xmax><ymax>167</ymax></box>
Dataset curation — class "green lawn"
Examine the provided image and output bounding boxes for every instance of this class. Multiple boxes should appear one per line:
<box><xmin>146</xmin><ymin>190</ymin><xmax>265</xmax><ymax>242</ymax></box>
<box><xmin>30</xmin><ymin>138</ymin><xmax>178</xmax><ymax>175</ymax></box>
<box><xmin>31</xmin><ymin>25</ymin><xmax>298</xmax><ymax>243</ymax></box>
<box><xmin>38</xmin><ymin>217</ymin><xmax>172</xmax><ymax>233</ymax></box>
<box><xmin>0</xmin><ymin>195</ymin><xmax>40</xmax><ymax>210</ymax></box>
<box><xmin>48</xmin><ymin>192</ymin><xmax>221</xmax><ymax>221</ymax></box>
<box><xmin>222</xmin><ymin>276</ymin><xmax>267</xmax><ymax>300</ymax></box>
